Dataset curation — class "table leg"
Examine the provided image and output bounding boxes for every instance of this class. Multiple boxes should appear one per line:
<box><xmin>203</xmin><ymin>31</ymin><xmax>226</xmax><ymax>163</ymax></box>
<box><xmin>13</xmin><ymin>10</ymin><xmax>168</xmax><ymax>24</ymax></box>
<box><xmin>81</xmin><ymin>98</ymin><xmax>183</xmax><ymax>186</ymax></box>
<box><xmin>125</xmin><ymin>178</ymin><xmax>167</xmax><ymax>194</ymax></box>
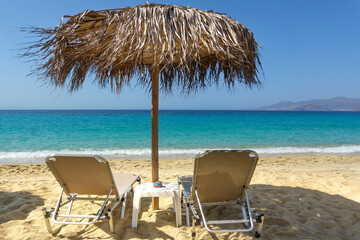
<box><xmin>132</xmin><ymin>193</ymin><xmax>141</xmax><ymax>228</ymax></box>
<box><xmin>174</xmin><ymin>191</ymin><xmax>182</xmax><ymax>227</ymax></box>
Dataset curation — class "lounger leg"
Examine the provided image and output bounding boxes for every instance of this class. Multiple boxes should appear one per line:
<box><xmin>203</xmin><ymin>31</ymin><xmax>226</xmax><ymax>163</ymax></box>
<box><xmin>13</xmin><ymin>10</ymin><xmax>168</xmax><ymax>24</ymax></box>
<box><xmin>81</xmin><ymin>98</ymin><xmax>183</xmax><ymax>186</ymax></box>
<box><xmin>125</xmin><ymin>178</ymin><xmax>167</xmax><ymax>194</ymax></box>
<box><xmin>109</xmin><ymin>212</ymin><xmax>114</xmax><ymax>233</ymax></box>
<box><xmin>42</xmin><ymin>208</ymin><xmax>53</xmax><ymax>233</ymax></box>
<box><xmin>121</xmin><ymin>192</ymin><xmax>128</xmax><ymax>219</ymax></box>
<box><xmin>241</xmin><ymin>206</ymin><xmax>249</xmax><ymax>228</ymax></box>
<box><xmin>186</xmin><ymin>205</ymin><xmax>190</xmax><ymax>227</ymax></box>
<box><xmin>184</xmin><ymin>192</ymin><xmax>190</xmax><ymax>227</ymax></box>
<box><xmin>104</xmin><ymin>198</ymin><xmax>121</xmax><ymax>234</ymax></box>
<box><xmin>255</xmin><ymin>215</ymin><xmax>264</xmax><ymax>238</ymax></box>
<box><xmin>121</xmin><ymin>200</ymin><xmax>126</xmax><ymax>219</ymax></box>
<box><xmin>191</xmin><ymin>217</ymin><xmax>196</xmax><ymax>239</ymax></box>
<box><xmin>42</xmin><ymin>208</ymin><xmax>61</xmax><ymax>235</ymax></box>
<box><xmin>65</xmin><ymin>197</ymin><xmax>74</xmax><ymax>222</ymax></box>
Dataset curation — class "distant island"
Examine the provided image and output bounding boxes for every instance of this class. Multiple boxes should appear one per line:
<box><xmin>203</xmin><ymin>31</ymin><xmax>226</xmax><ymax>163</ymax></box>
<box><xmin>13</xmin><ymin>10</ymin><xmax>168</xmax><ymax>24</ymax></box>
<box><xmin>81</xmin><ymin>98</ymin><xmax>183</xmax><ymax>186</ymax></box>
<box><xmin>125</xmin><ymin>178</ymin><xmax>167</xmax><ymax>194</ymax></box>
<box><xmin>258</xmin><ymin>97</ymin><xmax>360</xmax><ymax>111</ymax></box>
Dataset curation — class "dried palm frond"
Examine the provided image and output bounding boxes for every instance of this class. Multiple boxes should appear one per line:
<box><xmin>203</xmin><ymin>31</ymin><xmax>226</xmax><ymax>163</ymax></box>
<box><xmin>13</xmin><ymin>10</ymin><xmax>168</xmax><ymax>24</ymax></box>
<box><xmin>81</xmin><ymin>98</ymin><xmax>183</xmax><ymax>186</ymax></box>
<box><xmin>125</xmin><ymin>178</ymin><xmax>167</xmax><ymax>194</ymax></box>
<box><xmin>23</xmin><ymin>3</ymin><xmax>262</xmax><ymax>93</ymax></box>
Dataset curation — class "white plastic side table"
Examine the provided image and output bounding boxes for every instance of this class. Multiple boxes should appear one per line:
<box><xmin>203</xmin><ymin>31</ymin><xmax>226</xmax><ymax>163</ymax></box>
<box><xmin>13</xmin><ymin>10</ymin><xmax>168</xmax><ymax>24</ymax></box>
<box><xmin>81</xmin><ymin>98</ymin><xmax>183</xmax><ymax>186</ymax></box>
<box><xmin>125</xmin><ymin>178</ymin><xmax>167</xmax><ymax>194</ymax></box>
<box><xmin>132</xmin><ymin>182</ymin><xmax>182</xmax><ymax>228</ymax></box>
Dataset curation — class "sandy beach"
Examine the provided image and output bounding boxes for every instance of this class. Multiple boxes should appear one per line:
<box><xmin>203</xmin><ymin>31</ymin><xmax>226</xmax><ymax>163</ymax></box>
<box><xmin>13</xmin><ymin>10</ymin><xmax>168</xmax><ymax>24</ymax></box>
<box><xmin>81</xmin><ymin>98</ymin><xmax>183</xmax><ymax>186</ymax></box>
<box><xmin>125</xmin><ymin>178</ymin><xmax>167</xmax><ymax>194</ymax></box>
<box><xmin>0</xmin><ymin>154</ymin><xmax>359</xmax><ymax>240</ymax></box>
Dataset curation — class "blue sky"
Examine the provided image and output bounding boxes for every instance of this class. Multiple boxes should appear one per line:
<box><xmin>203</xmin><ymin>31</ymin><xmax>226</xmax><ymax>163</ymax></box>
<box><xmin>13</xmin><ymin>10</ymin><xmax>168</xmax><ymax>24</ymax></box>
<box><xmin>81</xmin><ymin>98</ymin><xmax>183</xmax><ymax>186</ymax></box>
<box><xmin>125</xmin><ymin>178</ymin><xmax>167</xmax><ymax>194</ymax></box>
<box><xmin>0</xmin><ymin>0</ymin><xmax>359</xmax><ymax>110</ymax></box>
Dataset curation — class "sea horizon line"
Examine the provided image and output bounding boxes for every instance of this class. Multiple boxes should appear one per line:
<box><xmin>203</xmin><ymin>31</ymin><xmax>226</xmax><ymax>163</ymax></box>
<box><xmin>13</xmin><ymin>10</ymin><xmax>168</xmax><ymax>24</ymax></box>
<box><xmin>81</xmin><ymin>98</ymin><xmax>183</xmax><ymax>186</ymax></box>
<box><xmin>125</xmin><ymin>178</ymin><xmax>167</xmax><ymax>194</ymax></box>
<box><xmin>1</xmin><ymin>108</ymin><xmax>359</xmax><ymax>112</ymax></box>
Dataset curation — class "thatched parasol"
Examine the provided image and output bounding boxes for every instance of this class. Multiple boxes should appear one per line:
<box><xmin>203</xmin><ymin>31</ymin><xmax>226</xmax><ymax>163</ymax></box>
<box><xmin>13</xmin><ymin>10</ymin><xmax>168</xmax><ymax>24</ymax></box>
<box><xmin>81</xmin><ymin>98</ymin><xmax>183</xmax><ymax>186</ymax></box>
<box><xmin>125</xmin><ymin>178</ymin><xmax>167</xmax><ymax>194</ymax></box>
<box><xmin>23</xmin><ymin>3</ymin><xmax>262</xmax><ymax>210</ymax></box>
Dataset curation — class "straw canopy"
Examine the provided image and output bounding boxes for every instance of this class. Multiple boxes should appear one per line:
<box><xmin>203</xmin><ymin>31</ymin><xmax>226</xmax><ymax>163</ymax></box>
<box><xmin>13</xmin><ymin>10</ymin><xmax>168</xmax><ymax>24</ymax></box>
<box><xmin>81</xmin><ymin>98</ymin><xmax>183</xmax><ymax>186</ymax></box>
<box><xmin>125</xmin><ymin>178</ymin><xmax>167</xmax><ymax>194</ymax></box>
<box><xmin>24</xmin><ymin>3</ymin><xmax>262</xmax><ymax>93</ymax></box>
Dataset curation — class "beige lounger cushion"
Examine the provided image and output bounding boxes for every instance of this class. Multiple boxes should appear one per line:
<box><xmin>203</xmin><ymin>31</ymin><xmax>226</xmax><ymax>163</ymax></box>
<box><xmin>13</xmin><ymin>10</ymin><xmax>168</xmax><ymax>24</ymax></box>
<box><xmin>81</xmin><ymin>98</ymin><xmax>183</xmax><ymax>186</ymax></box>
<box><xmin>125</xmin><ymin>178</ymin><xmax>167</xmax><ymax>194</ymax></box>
<box><xmin>46</xmin><ymin>155</ymin><xmax>139</xmax><ymax>197</ymax></box>
<box><xmin>113</xmin><ymin>173</ymin><xmax>139</xmax><ymax>196</ymax></box>
<box><xmin>191</xmin><ymin>150</ymin><xmax>258</xmax><ymax>203</ymax></box>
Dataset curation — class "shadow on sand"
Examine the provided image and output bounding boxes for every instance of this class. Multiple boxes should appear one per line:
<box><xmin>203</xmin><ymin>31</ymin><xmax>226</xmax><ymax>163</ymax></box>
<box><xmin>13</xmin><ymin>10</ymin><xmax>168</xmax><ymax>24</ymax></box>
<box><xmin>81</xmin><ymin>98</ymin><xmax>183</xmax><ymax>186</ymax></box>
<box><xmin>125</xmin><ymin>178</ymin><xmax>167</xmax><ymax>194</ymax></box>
<box><xmin>53</xmin><ymin>195</ymin><xmax>175</xmax><ymax>240</ymax></box>
<box><xmin>11</xmin><ymin>185</ymin><xmax>358</xmax><ymax>240</ymax></box>
<box><xmin>0</xmin><ymin>191</ymin><xmax>44</xmax><ymax>224</ymax></box>
<box><xmin>194</xmin><ymin>184</ymin><xmax>360</xmax><ymax>240</ymax></box>
<box><xmin>60</xmin><ymin>185</ymin><xmax>360</xmax><ymax>239</ymax></box>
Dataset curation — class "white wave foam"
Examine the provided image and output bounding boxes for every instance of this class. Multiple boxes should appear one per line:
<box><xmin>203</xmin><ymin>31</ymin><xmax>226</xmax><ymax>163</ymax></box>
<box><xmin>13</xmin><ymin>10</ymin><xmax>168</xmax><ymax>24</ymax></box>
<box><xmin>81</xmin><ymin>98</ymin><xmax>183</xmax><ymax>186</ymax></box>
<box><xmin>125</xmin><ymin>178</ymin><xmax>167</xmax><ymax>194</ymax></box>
<box><xmin>252</xmin><ymin>145</ymin><xmax>360</xmax><ymax>154</ymax></box>
<box><xmin>0</xmin><ymin>148</ymin><xmax>205</xmax><ymax>158</ymax></box>
<box><xmin>0</xmin><ymin>148</ymin><xmax>206</xmax><ymax>163</ymax></box>
<box><xmin>1</xmin><ymin>145</ymin><xmax>360</xmax><ymax>163</ymax></box>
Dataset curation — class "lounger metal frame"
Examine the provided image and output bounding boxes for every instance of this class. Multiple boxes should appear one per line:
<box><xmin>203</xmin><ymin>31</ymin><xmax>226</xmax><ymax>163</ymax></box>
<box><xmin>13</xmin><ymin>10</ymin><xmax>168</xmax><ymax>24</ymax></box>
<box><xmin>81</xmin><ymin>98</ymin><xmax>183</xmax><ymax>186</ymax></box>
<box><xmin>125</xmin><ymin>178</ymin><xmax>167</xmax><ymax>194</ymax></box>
<box><xmin>42</xmin><ymin>154</ymin><xmax>141</xmax><ymax>235</ymax></box>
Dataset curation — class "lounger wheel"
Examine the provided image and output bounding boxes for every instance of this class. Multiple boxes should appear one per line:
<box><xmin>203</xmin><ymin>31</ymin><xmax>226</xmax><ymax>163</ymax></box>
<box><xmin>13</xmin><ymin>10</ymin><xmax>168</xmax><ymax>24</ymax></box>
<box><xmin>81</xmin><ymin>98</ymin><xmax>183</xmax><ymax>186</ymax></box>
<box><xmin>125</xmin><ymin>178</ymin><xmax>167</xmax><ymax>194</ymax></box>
<box><xmin>255</xmin><ymin>231</ymin><xmax>261</xmax><ymax>238</ymax></box>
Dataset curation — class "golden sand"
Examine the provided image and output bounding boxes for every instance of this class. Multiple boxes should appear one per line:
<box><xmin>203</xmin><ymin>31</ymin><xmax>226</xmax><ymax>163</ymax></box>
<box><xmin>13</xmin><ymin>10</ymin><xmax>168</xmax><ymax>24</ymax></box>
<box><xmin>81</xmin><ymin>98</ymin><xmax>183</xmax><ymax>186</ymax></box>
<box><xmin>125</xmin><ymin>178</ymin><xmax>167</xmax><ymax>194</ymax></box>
<box><xmin>0</xmin><ymin>155</ymin><xmax>359</xmax><ymax>239</ymax></box>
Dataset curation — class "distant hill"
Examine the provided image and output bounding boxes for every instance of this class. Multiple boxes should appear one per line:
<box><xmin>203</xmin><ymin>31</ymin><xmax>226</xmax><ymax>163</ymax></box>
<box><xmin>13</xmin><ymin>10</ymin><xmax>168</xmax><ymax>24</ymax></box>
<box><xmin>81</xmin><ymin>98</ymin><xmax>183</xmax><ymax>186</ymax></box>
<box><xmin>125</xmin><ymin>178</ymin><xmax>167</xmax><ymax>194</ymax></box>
<box><xmin>258</xmin><ymin>97</ymin><xmax>360</xmax><ymax>111</ymax></box>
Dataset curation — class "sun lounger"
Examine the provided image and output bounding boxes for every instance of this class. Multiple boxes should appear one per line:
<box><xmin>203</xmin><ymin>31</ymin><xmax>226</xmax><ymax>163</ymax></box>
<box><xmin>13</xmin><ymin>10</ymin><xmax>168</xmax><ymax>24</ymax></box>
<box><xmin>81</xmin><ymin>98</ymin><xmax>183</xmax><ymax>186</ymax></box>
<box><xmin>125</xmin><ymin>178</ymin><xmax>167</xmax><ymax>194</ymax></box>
<box><xmin>177</xmin><ymin>150</ymin><xmax>264</xmax><ymax>238</ymax></box>
<box><xmin>42</xmin><ymin>154</ymin><xmax>141</xmax><ymax>234</ymax></box>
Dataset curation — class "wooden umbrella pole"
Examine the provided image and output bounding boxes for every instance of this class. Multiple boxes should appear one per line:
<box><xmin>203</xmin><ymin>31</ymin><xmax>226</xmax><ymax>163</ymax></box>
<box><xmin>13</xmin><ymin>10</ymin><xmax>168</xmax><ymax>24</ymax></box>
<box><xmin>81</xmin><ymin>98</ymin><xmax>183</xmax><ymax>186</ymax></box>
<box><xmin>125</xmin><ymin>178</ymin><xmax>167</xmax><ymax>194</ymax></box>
<box><xmin>151</xmin><ymin>64</ymin><xmax>160</xmax><ymax>210</ymax></box>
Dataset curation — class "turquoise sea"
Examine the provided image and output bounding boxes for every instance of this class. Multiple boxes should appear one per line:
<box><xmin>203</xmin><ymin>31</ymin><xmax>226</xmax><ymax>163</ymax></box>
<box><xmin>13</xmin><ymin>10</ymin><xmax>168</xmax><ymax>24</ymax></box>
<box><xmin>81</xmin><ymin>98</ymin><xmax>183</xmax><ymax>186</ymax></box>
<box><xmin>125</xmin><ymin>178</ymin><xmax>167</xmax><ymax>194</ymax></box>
<box><xmin>1</xmin><ymin>110</ymin><xmax>360</xmax><ymax>163</ymax></box>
